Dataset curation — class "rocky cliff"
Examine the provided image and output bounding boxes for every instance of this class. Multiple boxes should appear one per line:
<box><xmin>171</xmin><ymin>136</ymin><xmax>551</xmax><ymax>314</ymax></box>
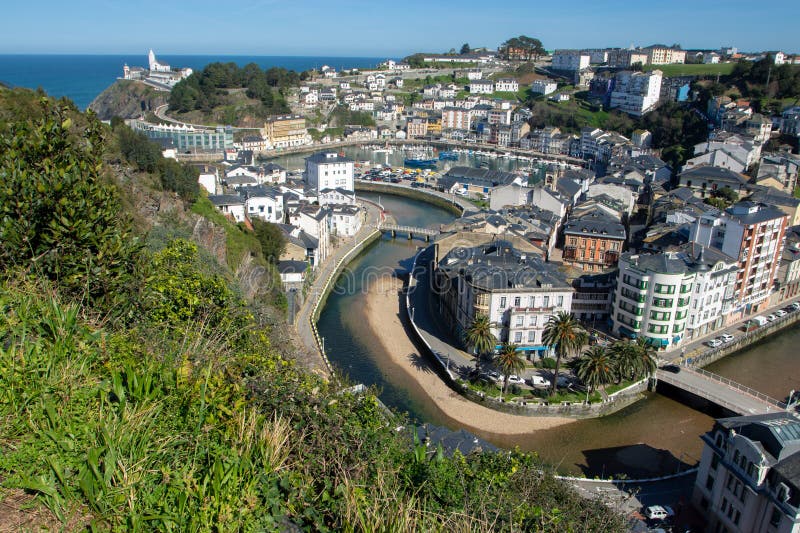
<box><xmin>88</xmin><ymin>80</ymin><xmax>168</xmax><ymax>121</ymax></box>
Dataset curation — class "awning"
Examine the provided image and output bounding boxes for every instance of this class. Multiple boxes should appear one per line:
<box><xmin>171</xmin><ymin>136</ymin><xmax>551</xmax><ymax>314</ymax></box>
<box><xmin>618</xmin><ymin>326</ymin><xmax>638</xmax><ymax>339</ymax></box>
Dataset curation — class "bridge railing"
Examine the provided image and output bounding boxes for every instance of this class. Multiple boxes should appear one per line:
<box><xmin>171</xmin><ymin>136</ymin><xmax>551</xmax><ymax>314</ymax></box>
<box><xmin>688</xmin><ymin>366</ymin><xmax>785</xmax><ymax>409</ymax></box>
<box><xmin>657</xmin><ymin>371</ymin><xmax>757</xmax><ymax>414</ymax></box>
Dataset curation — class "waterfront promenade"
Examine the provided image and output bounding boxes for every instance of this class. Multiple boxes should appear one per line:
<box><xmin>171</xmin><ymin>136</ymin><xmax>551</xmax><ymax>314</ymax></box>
<box><xmin>293</xmin><ymin>200</ymin><xmax>386</xmax><ymax>376</ymax></box>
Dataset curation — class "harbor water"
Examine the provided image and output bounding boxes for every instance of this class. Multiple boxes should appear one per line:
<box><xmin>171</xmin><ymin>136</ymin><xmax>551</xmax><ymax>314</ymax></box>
<box><xmin>318</xmin><ymin>192</ymin><xmax>800</xmax><ymax>477</ymax></box>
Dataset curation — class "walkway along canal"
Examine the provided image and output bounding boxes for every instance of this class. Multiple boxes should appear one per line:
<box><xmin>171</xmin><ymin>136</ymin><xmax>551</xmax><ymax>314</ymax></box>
<box><xmin>316</xmin><ymin>192</ymin><xmax>800</xmax><ymax>478</ymax></box>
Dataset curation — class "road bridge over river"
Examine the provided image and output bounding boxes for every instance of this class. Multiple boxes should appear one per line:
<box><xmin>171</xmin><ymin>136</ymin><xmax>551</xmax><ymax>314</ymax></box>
<box><xmin>656</xmin><ymin>365</ymin><xmax>787</xmax><ymax>416</ymax></box>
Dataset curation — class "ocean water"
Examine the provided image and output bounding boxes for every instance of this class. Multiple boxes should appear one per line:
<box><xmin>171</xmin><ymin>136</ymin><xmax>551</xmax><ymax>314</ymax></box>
<box><xmin>0</xmin><ymin>54</ymin><xmax>388</xmax><ymax>110</ymax></box>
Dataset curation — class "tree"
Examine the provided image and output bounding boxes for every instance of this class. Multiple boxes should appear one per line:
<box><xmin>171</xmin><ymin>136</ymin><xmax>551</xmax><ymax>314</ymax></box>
<box><xmin>542</xmin><ymin>312</ymin><xmax>587</xmax><ymax>396</ymax></box>
<box><xmin>464</xmin><ymin>314</ymin><xmax>496</xmax><ymax>372</ymax></box>
<box><xmin>608</xmin><ymin>341</ymin><xmax>638</xmax><ymax>382</ymax></box>
<box><xmin>252</xmin><ymin>218</ymin><xmax>287</xmax><ymax>264</ymax></box>
<box><xmin>494</xmin><ymin>343</ymin><xmax>525</xmax><ymax>397</ymax></box>
<box><xmin>574</xmin><ymin>346</ymin><xmax>617</xmax><ymax>401</ymax></box>
<box><xmin>631</xmin><ymin>337</ymin><xmax>658</xmax><ymax>379</ymax></box>
<box><xmin>460</xmin><ymin>43</ymin><xmax>471</xmax><ymax>55</ymax></box>
<box><xmin>501</xmin><ymin>35</ymin><xmax>545</xmax><ymax>61</ymax></box>
<box><xmin>0</xmin><ymin>101</ymin><xmax>140</xmax><ymax>311</ymax></box>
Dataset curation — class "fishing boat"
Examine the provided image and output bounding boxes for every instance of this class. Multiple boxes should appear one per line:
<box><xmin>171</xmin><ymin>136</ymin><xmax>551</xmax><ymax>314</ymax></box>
<box><xmin>404</xmin><ymin>147</ymin><xmax>438</xmax><ymax>168</ymax></box>
<box><xmin>438</xmin><ymin>151</ymin><xmax>459</xmax><ymax>161</ymax></box>
<box><xmin>404</xmin><ymin>157</ymin><xmax>438</xmax><ymax>168</ymax></box>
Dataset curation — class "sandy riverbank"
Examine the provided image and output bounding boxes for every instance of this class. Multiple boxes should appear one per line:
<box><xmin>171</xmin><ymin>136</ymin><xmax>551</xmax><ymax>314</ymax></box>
<box><xmin>363</xmin><ymin>275</ymin><xmax>575</xmax><ymax>434</ymax></box>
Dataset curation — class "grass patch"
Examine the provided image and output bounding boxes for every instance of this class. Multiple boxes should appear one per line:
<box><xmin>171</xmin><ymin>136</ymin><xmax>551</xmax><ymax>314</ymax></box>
<box><xmin>644</xmin><ymin>63</ymin><xmax>735</xmax><ymax>77</ymax></box>
<box><xmin>604</xmin><ymin>379</ymin><xmax>639</xmax><ymax>395</ymax></box>
<box><xmin>191</xmin><ymin>196</ymin><xmax>263</xmax><ymax>269</ymax></box>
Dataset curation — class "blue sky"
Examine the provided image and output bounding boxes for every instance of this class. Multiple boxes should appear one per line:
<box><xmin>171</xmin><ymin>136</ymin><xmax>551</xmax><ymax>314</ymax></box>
<box><xmin>1</xmin><ymin>0</ymin><xmax>797</xmax><ymax>56</ymax></box>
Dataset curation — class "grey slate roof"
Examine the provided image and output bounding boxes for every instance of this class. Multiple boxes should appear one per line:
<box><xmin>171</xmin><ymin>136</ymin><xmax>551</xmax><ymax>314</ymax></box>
<box><xmin>726</xmin><ymin>201</ymin><xmax>788</xmax><ymax>225</ymax></box>
<box><xmin>209</xmin><ymin>194</ymin><xmax>244</xmax><ymax>206</ymax></box>
<box><xmin>278</xmin><ymin>260</ymin><xmax>308</xmax><ymax>274</ymax></box>
<box><xmin>715</xmin><ymin>412</ymin><xmax>800</xmax><ymax>463</ymax></box>
<box><xmin>305</xmin><ymin>152</ymin><xmax>354</xmax><ymax>164</ymax></box>
<box><xmin>439</xmin><ymin>241</ymin><xmax>571</xmax><ymax>292</ymax></box>
<box><xmin>680</xmin><ymin>164</ymin><xmax>750</xmax><ymax>185</ymax></box>
<box><xmin>441</xmin><ymin>166</ymin><xmax>519</xmax><ymax>190</ymax></box>
<box><xmin>564</xmin><ymin>213</ymin><xmax>626</xmax><ymax>240</ymax></box>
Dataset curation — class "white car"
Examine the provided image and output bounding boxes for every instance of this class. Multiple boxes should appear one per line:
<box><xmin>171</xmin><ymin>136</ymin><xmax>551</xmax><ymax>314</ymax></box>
<box><xmin>767</xmin><ymin>314</ymin><xmax>778</xmax><ymax>322</ymax></box>
<box><xmin>790</xmin><ymin>302</ymin><xmax>800</xmax><ymax>311</ymax></box>
<box><xmin>644</xmin><ymin>505</ymin><xmax>675</xmax><ymax>521</ymax></box>
<box><xmin>719</xmin><ymin>333</ymin><xmax>734</xmax><ymax>343</ymax></box>
<box><xmin>506</xmin><ymin>375</ymin><xmax>525</xmax><ymax>385</ymax></box>
<box><xmin>706</xmin><ymin>338</ymin><xmax>723</xmax><ymax>348</ymax></box>
<box><xmin>775</xmin><ymin>309</ymin><xmax>787</xmax><ymax>318</ymax></box>
<box><xmin>528</xmin><ymin>375</ymin><xmax>551</xmax><ymax>388</ymax></box>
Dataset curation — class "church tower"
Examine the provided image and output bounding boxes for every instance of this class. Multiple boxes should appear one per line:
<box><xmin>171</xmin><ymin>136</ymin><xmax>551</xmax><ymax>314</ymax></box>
<box><xmin>148</xmin><ymin>49</ymin><xmax>157</xmax><ymax>72</ymax></box>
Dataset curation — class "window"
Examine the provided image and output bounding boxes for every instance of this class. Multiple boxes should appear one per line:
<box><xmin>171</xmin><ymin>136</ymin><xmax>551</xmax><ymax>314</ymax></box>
<box><xmin>527</xmin><ymin>330</ymin><xmax>536</xmax><ymax>342</ymax></box>
<box><xmin>530</xmin><ymin>316</ymin><xmax>538</xmax><ymax>327</ymax></box>
<box><xmin>543</xmin><ymin>296</ymin><xmax>549</xmax><ymax>307</ymax></box>
<box><xmin>514</xmin><ymin>332</ymin><xmax>522</xmax><ymax>343</ymax></box>
<box><xmin>557</xmin><ymin>295</ymin><xmax>564</xmax><ymax>307</ymax></box>
<box><xmin>500</xmin><ymin>297</ymin><xmax>507</xmax><ymax>308</ymax></box>
<box><xmin>514</xmin><ymin>297</ymin><xmax>521</xmax><ymax>307</ymax></box>
<box><xmin>655</xmin><ymin>283</ymin><xmax>676</xmax><ymax>294</ymax></box>
<box><xmin>733</xmin><ymin>450</ymin><xmax>740</xmax><ymax>464</ymax></box>
<box><xmin>529</xmin><ymin>296</ymin><xmax>537</xmax><ymax>307</ymax></box>
<box><xmin>711</xmin><ymin>453</ymin><xmax>720</xmax><ymax>470</ymax></box>
<box><xmin>515</xmin><ymin>316</ymin><xmax>524</xmax><ymax>327</ymax></box>
<box><xmin>706</xmin><ymin>475</ymin><xmax>715</xmax><ymax>490</ymax></box>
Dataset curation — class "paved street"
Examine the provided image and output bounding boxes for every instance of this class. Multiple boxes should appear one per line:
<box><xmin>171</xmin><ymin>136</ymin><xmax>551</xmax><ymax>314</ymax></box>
<box><xmin>293</xmin><ymin>201</ymin><xmax>385</xmax><ymax>374</ymax></box>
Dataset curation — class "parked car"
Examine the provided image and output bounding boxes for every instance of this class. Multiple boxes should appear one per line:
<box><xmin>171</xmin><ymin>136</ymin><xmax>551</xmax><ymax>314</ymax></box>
<box><xmin>719</xmin><ymin>333</ymin><xmax>734</xmax><ymax>343</ymax></box>
<box><xmin>528</xmin><ymin>375</ymin><xmax>551</xmax><ymax>388</ymax></box>
<box><xmin>767</xmin><ymin>314</ymin><xmax>778</xmax><ymax>322</ymax></box>
<box><xmin>790</xmin><ymin>302</ymin><xmax>800</xmax><ymax>311</ymax></box>
<box><xmin>644</xmin><ymin>505</ymin><xmax>675</xmax><ymax>521</ymax></box>
<box><xmin>507</xmin><ymin>375</ymin><xmax>525</xmax><ymax>385</ymax></box>
<box><xmin>706</xmin><ymin>338</ymin><xmax>723</xmax><ymax>348</ymax></box>
<box><xmin>486</xmin><ymin>371</ymin><xmax>502</xmax><ymax>382</ymax></box>
<box><xmin>555</xmin><ymin>375</ymin><xmax>571</xmax><ymax>387</ymax></box>
<box><xmin>775</xmin><ymin>309</ymin><xmax>787</xmax><ymax>318</ymax></box>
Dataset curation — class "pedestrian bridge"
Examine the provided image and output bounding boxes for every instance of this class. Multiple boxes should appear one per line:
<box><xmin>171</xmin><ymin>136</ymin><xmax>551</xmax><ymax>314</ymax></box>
<box><xmin>656</xmin><ymin>365</ymin><xmax>787</xmax><ymax>416</ymax></box>
<box><xmin>372</xmin><ymin>223</ymin><xmax>439</xmax><ymax>241</ymax></box>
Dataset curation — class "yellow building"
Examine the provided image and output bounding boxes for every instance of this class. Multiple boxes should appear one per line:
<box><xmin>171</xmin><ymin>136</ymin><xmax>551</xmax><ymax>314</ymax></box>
<box><xmin>262</xmin><ymin>114</ymin><xmax>311</xmax><ymax>148</ymax></box>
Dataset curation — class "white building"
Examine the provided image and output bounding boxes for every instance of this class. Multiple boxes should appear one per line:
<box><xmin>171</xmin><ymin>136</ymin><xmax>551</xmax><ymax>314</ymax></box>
<box><xmin>288</xmin><ymin>205</ymin><xmax>331</xmax><ymax>265</ymax></box>
<box><xmin>318</xmin><ymin>187</ymin><xmax>356</xmax><ymax>206</ymax></box>
<box><xmin>608</xmin><ymin>70</ymin><xmax>663</xmax><ymax>116</ymax></box>
<box><xmin>611</xmin><ymin>247</ymin><xmax>736</xmax><ymax>348</ymax></box>
<box><xmin>243</xmin><ymin>186</ymin><xmax>284</xmax><ymax>223</ymax></box>
<box><xmin>551</xmin><ymin>50</ymin><xmax>591</xmax><ymax>72</ymax></box>
<box><xmin>330</xmin><ymin>204</ymin><xmax>363</xmax><ymax>238</ymax></box>
<box><xmin>692</xmin><ymin>412</ymin><xmax>800</xmax><ymax>533</ymax></box>
<box><xmin>209</xmin><ymin>194</ymin><xmax>246</xmax><ymax>223</ymax></box>
<box><xmin>531</xmin><ymin>79</ymin><xmax>557</xmax><ymax>95</ymax></box>
<box><xmin>195</xmin><ymin>164</ymin><xmax>218</xmax><ymax>195</ymax></box>
<box><xmin>435</xmin><ymin>242</ymin><xmax>573</xmax><ymax>359</ymax></box>
<box><xmin>644</xmin><ymin>47</ymin><xmax>687</xmax><ymax>65</ymax></box>
<box><xmin>690</xmin><ymin>202</ymin><xmax>789</xmax><ymax>315</ymax></box>
<box><xmin>305</xmin><ymin>152</ymin><xmax>355</xmax><ymax>195</ymax></box>
<box><xmin>469</xmin><ymin>80</ymin><xmax>494</xmax><ymax>94</ymax></box>
<box><xmin>494</xmin><ymin>78</ymin><xmax>518</xmax><ymax>92</ymax></box>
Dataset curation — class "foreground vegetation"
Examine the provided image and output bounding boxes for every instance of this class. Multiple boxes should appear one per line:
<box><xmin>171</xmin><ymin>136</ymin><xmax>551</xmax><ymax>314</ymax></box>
<box><xmin>0</xmin><ymin>88</ymin><xmax>625</xmax><ymax>530</ymax></box>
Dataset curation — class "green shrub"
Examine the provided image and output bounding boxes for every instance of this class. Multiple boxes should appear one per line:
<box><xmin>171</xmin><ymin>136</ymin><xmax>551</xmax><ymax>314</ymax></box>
<box><xmin>540</xmin><ymin>357</ymin><xmax>557</xmax><ymax>369</ymax></box>
<box><xmin>0</xmin><ymin>101</ymin><xmax>141</xmax><ymax>312</ymax></box>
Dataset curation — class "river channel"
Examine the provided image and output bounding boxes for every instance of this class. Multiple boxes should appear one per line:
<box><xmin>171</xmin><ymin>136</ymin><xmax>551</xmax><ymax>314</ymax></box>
<box><xmin>316</xmin><ymin>192</ymin><xmax>800</xmax><ymax>478</ymax></box>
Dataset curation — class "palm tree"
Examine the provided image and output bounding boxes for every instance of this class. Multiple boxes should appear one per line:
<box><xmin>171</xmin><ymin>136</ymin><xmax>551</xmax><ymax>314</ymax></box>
<box><xmin>631</xmin><ymin>337</ymin><xmax>658</xmax><ymax>379</ymax></box>
<box><xmin>608</xmin><ymin>341</ymin><xmax>638</xmax><ymax>382</ymax></box>
<box><xmin>464</xmin><ymin>314</ymin><xmax>496</xmax><ymax>373</ymax></box>
<box><xmin>574</xmin><ymin>346</ymin><xmax>617</xmax><ymax>401</ymax></box>
<box><xmin>542</xmin><ymin>311</ymin><xmax>587</xmax><ymax>397</ymax></box>
<box><xmin>494</xmin><ymin>343</ymin><xmax>525</xmax><ymax>398</ymax></box>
